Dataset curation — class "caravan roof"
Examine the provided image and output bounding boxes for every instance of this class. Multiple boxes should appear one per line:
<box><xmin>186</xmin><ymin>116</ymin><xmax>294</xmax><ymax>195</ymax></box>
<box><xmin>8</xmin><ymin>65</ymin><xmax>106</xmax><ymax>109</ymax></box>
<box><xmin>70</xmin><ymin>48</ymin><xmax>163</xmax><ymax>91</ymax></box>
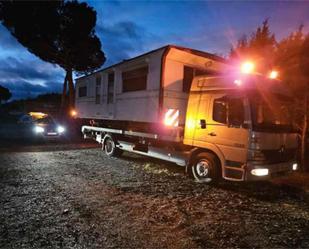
<box><xmin>76</xmin><ymin>44</ymin><xmax>227</xmax><ymax>81</ymax></box>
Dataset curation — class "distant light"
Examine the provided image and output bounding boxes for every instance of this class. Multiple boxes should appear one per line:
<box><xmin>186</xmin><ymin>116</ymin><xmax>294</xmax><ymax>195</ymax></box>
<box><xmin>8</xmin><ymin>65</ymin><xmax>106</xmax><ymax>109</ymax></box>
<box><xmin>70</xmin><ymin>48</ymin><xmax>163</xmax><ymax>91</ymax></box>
<box><xmin>241</xmin><ymin>61</ymin><xmax>255</xmax><ymax>74</ymax></box>
<box><xmin>251</xmin><ymin>168</ymin><xmax>269</xmax><ymax>176</ymax></box>
<box><xmin>292</xmin><ymin>163</ymin><xmax>298</xmax><ymax>171</ymax></box>
<box><xmin>234</xmin><ymin>79</ymin><xmax>242</xmax><ymax>86</ymax></box>
<box><xmin>34</xmin><ymin>126</ymin><xmax>44</xmax><ymax>133</ymax></box>
<box><xmin>269</xmin><ymin>70</ymin><xmax>278</xmax><ymax>79</ymax></box>
<box><xmin>70</xmin><ymin>110</ymin><xmax>77</xmax><ymax>117</ymax></box>
<box><xmin>57</xmin><ymin>126</ymin><xmax>65</xmax><ymax>133</ymax></box>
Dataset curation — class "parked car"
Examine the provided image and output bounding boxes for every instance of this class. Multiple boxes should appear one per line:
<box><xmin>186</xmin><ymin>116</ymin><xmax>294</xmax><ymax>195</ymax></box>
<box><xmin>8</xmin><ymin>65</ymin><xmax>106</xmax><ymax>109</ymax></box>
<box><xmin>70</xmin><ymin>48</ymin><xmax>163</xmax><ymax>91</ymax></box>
<box><xmin>17</xmin><ymin>113</ymin><xmax>65</xmax><ymax>139</ymax></box>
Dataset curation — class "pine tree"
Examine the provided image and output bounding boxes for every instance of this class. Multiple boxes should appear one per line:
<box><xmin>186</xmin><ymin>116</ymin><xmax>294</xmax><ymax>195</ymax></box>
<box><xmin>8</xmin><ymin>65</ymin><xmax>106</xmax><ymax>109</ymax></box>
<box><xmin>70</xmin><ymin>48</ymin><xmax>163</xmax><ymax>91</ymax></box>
<box><xmin>230</xmin><ymin>19</ymin><xmax>276</xmax><ymax>73</ymax></box>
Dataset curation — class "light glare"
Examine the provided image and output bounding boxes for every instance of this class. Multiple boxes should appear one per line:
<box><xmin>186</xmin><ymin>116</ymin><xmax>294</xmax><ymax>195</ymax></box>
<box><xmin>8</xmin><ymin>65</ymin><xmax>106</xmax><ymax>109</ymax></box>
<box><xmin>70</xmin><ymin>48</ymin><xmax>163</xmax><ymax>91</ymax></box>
<box><xmin>34</xmin><ymin>126</ymin><xmax>44</xmax><ymax>133</ymax></box>
<box><xmin>234</xmin><ymin>79</ymin><xmax>242</xmax><ymax>86</ymax></box>
<box><xmin>292</xmin><ymin>163</ymin><xmax>298</xmax><ymax>171</ymax></box>
<box><xmin>269</xmin><ymin>70</ymin><xmax>278</xmax><ymax>79</ymax></box>
<box><xmin>57</xmin><ymin>126</ymin><xmax>65</xmax><ymax>133</ymax></box>
<box><xmin>241</xmin><ymin>61</ymin><xmax>255</xmax><ymax>74</ymax></box>
<box><xmin>71</xmin><ymin>110</ymin><xmax>77</xmax><ymax>117</ymax></box>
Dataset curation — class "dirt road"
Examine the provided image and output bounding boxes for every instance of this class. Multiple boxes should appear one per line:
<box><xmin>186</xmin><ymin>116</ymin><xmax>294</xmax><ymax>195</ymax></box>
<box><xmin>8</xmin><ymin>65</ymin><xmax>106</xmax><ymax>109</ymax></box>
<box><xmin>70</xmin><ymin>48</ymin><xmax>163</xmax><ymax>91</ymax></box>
<box><xmin>0</xmin><ymin>143</ymin><xmax>309</xmax><ymax>248</ymax></box>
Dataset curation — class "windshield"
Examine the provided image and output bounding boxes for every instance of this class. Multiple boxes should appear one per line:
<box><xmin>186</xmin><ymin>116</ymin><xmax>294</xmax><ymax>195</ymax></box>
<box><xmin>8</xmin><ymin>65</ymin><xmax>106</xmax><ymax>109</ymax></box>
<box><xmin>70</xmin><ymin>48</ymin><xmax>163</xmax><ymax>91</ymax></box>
<box><xmin>35</xmin><ymin>116</ymin><xmax>55</xmax><ymax>125</ymax></box>
<box><xmin>249</xmin><ymin>91</ymin><xmax>294</xmax><ymax>132</ymax></box>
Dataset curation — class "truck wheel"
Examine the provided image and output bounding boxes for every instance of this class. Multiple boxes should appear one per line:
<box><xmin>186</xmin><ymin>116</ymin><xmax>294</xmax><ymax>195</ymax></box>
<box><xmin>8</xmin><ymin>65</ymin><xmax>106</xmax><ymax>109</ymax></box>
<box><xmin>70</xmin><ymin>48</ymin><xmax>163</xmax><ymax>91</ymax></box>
<box><xmin>190</xmin><ymin>152</ymin><xmax>220</xmax><ymax>183</ymax></box>
<box><xmin>104</xmin><ymin>135</ymin><xmax>123</xmax><ymax>157</ymax></box>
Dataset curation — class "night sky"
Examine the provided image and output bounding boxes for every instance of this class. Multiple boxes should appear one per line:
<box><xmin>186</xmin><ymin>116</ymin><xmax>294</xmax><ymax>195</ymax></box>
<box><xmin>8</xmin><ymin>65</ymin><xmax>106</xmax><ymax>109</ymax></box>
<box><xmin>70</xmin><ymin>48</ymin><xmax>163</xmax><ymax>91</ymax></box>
<box><xmin>0</xmin><ymin>0</ymin><xmax>308</xmax><ymax>100</ymax></box>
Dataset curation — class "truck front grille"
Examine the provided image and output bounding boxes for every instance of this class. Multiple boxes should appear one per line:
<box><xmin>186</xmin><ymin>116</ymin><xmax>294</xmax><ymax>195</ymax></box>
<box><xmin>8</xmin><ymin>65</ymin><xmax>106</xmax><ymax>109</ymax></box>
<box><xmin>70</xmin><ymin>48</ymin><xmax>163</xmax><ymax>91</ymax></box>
<box><xmin>261</xmin><ymin>148</ymin><xmax>296</xmax><ymax>164</ymax></box>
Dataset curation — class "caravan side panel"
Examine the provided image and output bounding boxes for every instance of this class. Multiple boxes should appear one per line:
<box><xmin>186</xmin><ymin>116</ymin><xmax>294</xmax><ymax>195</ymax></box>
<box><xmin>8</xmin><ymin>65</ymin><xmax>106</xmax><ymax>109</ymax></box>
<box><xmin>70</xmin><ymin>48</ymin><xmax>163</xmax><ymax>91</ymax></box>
<box><xmin>75</xmin><ymin>48</ymin><xmax>165</xmax><ymax>122</ymax></box>
<box><xmin>114</xmin><ymin>49</ymin><xmax>164</xmax><ymax>122</ymax></box>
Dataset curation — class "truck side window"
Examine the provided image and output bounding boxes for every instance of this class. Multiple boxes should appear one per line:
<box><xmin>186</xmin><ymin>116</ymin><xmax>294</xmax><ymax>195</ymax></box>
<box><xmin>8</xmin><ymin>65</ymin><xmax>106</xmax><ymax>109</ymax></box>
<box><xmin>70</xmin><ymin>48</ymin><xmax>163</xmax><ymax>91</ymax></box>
<box><xmin>213</xmin><ymin>98</ymin><xmax>227</xmax><ymax>124</ymax></box>
<box><xmin>213</xmin><ymin>97</ymin><xmax>245</xmax><ymax>126</ymax></box>
<box><xmin>107</xmin><ymin>73</ymin><xmax>114</xmax><ymax>104</ymax></box>
<box><xmin>228</xmin><ymin>98</ymin><xmax>244</xmax><ymax>127</ymax></box>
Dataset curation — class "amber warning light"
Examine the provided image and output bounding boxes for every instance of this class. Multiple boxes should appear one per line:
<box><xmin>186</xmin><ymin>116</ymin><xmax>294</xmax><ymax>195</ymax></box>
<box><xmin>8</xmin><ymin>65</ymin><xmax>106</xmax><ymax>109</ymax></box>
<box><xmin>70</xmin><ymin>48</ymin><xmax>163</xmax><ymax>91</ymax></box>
<box><xmin>240</xmin><ymin>61</ymin><xmax>255</xmax><ymax>74</ymax></box>
<box><xmin>269</xmin><ymin>70</ymin><xmax>278</xmax><ymax>79</ymax></box>
<box><xmin>70</xmin><ymin>110</ymin><xmax>77</xmax><ymax>117</ymax></box>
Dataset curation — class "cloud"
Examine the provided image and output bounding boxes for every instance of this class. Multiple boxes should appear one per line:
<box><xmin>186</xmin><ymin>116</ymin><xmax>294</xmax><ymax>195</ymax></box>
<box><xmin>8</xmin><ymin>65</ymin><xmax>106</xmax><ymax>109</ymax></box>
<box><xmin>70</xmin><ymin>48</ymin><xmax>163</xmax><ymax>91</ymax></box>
<box><xmin>0</xmin><ymin>56</ymin><xmax>64</xmax><ymax>100</ymax></box>
<box><xmin>97</xmin><ymin>21</ymin><xmax>142</xmax><ymax>39</ymax></box>
<box><xmin>0</xmin><ymin>57</ymin><xmax>64</xmax><ymax>83</ymax></box>
<box><xmin>96</xmin><ymin>21</ymin><xmax>159</xmax><ymax>66</ymax></box>
<box><xmin>0</xmin><ymin>80</ymin><xmax>62</xmax><ymax>100</ymax></box>
<box><xmin>0</xmin><ymin>25</ymin><xmax>21</xmax><ymax>50</ymax></box>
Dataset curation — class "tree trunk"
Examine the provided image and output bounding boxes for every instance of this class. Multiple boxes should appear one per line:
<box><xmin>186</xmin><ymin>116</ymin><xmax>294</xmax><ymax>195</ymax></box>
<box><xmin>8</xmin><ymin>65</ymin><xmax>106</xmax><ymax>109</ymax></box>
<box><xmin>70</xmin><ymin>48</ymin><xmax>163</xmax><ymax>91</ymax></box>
<box><xmin>67</xmin><ymin>68</ymin><xmax>75</xmax><ymax>109</ymax></box>
<box><xmin>61</xmin><ymin>73</ymin><xmax>68</xmax><ymax>110</ymax></box>
<box><xmin>301</xmin><ymin>93</ymin><xmax>308</xmax><ymax>171</ymax></box>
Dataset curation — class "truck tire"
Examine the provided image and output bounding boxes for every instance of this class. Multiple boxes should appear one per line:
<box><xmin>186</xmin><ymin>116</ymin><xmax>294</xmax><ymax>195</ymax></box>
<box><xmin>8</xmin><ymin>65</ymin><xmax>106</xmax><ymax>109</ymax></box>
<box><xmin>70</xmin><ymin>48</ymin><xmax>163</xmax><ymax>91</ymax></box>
<box><xmin>103</xmin><ymin>135</ymin><xmax>123</xmax><ymax>157</ymax></box>
<box><xmin>189</xmin><ymin>152</ymin><xmax>220</xmax><ymax>183</ymax></box>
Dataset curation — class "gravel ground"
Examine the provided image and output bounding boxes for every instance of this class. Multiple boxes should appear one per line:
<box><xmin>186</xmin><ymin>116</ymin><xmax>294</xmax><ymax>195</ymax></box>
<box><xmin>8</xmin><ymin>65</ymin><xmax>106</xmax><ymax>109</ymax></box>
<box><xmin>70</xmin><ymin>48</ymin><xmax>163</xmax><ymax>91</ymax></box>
<box><xmin>0</xmin><ymin>142</ymin><xmax>309</xmax><ymax>249</ymax></box>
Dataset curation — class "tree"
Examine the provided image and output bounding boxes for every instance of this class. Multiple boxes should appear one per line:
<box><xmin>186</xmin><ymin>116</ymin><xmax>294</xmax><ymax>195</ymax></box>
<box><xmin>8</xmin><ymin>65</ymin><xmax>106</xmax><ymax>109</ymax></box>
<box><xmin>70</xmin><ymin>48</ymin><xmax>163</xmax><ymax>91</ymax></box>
<box><xmin>274</xmin><ymin>27</ymin><xmax>308</xmax><ymax>170</ymax></box>
<box><xmin>0</xmin><ymin>0</ymin><xmax>105</xmax><ymax>110</ymax></box>
<box><xmin>275</xmin><ymin>26</ymin><xmax>306</xmax><ymax>93</ymax></box>
<box><xmin>230</xmin><ymin>20</ymin><xmax>276</xmax><ymax>73</ymax></box>
<box><xmin>0</xmin><ymin>85</ymin><xmax>12</xmax><ymax>104</ymax></box>
<box><xmin>299</xmin><ymin>35</ymin><xmax>309</xmax><ymax>170</ymax></box>
<box><xmin>231</xmin><ymin>20</ymin><xmax>309</xmax><ymax>170</ymax></box>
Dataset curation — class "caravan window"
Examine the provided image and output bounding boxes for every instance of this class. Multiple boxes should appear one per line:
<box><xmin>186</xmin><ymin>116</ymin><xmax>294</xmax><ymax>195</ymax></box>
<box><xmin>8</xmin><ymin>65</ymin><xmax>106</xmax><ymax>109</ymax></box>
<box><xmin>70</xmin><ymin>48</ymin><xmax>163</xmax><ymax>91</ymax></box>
<box><xmin>95</xmin><ymin>76</ymin><xmax>101</xmax><ymax>104</ymax></box>
<box><xmin>122</xmin><ymin>66</ymin><xmax>148</xmax><ymax>92</ymax></box>
<box><xmin>78</xmin><ymin>86</ymin><xmax>87</xmax><ymax>97</ymax></box>
<box><xmin>183</xmin><ymin>66</ymin><xmax>211</xmax><ymax>93</ymax></box>
<box><xmin>107</xmin><ymin>73</ymin><xmax>114</xmax><ymax>104</ymax></box>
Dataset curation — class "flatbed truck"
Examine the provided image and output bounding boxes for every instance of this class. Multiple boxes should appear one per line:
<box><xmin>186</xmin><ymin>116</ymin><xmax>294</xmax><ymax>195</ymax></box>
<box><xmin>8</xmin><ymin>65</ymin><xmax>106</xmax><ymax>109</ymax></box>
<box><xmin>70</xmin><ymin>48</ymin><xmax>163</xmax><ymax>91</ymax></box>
<box><xmin>76</xmin><ymin>45</ymin><xmax>298</xmax><ymax>183</ymax></box>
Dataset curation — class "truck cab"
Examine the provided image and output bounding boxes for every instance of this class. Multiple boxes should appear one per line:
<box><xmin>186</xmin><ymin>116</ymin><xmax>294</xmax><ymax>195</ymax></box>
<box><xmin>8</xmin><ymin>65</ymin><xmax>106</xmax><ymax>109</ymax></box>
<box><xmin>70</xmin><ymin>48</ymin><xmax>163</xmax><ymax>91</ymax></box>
<box><xmin>184</xmin><ymin>74</ymin><xmax>298</xmax><ymax>182</ymax></box>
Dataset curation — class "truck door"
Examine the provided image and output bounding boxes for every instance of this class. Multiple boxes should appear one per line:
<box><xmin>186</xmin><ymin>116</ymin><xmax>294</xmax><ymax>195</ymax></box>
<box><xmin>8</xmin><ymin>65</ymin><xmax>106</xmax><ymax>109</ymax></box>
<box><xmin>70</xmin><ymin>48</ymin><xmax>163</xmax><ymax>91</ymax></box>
<box><xmin>193</xmin><ymin>92</ymin><xmax>250</xmax><ymax>180</ymax></box>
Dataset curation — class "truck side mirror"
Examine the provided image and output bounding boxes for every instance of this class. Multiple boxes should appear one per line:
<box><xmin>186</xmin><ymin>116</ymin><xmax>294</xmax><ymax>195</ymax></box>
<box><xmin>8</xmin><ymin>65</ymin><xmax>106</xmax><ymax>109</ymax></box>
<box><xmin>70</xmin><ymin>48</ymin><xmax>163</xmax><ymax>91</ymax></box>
<box><xmin>200</xmin><ymin>119</ymin><xmax>206</xmax><ymax>129</ymax></box>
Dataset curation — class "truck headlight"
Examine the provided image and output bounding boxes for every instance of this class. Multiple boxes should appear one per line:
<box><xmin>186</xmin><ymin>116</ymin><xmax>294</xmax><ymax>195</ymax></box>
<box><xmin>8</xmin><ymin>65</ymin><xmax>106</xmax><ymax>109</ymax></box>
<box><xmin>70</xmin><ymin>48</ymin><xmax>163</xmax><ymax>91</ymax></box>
<box><xmin>34</xmin><ymin>126</ymin><xmax>44</xmax><ymax>133</ymax></box>
<box><xmin>292</xmin><ymin>163</ymin><xmax>298</xmax><ymax>171</ymax></box>
<box><xmin>57</xmin><ymin>126</ymin><xmax>65</xmax><ymax>133</ymax></box>
<box><xmin>251</xmin><ymin>168</ymin><xmax>269</xmax><ymax>176</ymax></box>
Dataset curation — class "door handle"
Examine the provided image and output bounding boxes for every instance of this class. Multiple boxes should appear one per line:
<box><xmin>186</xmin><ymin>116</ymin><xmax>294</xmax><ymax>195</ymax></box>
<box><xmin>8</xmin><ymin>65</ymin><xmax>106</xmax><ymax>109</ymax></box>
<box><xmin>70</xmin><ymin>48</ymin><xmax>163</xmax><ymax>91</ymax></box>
<box><xmin>200</xmin><ymin>119</ymin><xmax>206</xmax><ymax>129</ymax></box>
<box><xmin>208</xmin><ymin>132</ymin><xmax>217</xmax><ymax>136</ymax></box>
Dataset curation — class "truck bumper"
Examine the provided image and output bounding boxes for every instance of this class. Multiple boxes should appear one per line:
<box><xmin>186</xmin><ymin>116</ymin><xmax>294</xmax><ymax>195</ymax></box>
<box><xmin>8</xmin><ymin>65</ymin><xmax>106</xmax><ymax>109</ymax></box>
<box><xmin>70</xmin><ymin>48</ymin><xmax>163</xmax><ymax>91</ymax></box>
<box><xmin>245</xmin><ymin>161</ymin><xmax>298</xmax><ymax>181</ymax></box>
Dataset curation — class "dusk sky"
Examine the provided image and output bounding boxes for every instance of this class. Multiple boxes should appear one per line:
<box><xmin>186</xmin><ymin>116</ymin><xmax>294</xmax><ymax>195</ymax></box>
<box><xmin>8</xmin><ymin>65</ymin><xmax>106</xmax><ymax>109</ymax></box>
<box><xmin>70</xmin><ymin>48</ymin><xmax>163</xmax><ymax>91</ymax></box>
<box><xmin>0</xmin><ymin>0</ymin><xmax>309</xmax><ymax>100</ymax></box>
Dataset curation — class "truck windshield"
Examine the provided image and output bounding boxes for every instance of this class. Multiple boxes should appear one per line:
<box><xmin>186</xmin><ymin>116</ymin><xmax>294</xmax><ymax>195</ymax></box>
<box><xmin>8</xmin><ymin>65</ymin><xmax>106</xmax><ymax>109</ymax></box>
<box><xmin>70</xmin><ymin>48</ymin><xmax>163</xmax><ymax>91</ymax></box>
<box><xmin>249</xmin><ymin>91</ymin><xmax>294</xmax><ymax>132</ymax></box>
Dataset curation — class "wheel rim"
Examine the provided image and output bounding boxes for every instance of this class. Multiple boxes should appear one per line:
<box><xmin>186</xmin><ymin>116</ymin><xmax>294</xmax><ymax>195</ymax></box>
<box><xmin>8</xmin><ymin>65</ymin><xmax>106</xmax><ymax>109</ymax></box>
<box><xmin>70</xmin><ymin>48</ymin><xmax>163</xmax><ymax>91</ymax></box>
<box><xmin>105</xmin><ymin>138</ymin><xmax>114</xmax><ymax>154</ymax></box>
<box><xmin>192</xmin><ymin>159</ymin><xmax>212</xmax><ymax>182</ymax></box>
<box><xmin>196</xmin><ymin>160</ymin><xmax>209</xmax><ymax>177</ymax></box>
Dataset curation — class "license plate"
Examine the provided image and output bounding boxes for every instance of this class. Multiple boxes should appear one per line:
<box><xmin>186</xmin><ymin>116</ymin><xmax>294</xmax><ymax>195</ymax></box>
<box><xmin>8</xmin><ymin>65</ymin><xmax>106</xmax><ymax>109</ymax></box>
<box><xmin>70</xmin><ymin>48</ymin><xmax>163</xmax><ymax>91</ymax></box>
<box><xmin>47</xmin><ymin>132</ymin><xmax>57</xmax><ymax>135</ymax></box>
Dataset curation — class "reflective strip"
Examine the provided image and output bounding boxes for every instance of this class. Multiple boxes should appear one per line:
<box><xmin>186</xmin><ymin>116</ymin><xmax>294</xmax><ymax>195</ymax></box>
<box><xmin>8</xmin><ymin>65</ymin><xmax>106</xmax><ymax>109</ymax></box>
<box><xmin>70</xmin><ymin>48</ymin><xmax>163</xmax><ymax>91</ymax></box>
<box><xmin>164</xmin><ymin>109</ymin><xmax>179</xmax><ymax>127</ymax></box>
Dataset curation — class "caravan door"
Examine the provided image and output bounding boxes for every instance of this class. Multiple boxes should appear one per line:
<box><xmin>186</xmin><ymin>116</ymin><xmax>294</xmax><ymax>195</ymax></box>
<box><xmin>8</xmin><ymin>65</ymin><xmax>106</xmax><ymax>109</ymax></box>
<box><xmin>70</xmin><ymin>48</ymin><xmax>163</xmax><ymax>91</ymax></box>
<box><xmin>107</xmin><ymin>72</ymin><xmax>115</xmax><ymax>118</ymax></box>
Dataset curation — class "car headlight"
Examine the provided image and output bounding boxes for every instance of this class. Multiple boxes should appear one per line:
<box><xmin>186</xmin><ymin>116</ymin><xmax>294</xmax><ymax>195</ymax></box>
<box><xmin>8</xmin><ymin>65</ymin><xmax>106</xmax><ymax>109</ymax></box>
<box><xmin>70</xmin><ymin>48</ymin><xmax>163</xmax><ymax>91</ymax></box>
<box><xmin>34</xmin><ymin>126</ymin><xmax>44</xmax><ymax>133</ymax></box>
<box><xmin>57</xmin><ymin>126</ymin><xmax>65</xmax><ymax>133</ymax></box>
